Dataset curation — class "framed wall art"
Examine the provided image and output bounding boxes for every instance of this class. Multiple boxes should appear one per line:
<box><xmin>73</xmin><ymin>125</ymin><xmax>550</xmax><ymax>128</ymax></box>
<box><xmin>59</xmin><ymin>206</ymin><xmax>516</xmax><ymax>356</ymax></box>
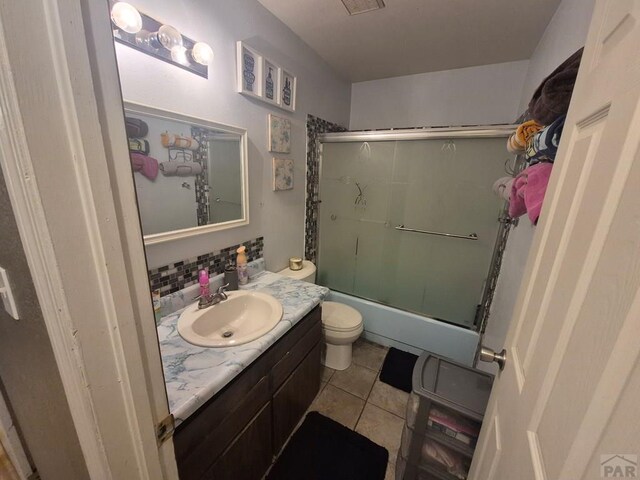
<box><xmin>262</xmin><ymin>58</ymin><xmax>281</xmax><ymax>106</ymax></box>
<box><xmin>279</xmin><ymin>69</ymin><xmax>296</xmax><ymax>112</ymax></box>
<box><xmin>236</xmin><ymin>41</ymin><xmax>296</xmax><ymax>112</ymax></box>
<box><xmin>273</xmin><ymin>158</ymin><xmax>294</xmax><ymax>191</ymax></box>
<box><xmin>268</xmin><ymin>114</ymin><xmax>291</xmax><ymax>153</ymax></box>
<box><xmin>236</xmin><ymin>42</ymin><xmax>262</xmax><ymax>98</ymax></box>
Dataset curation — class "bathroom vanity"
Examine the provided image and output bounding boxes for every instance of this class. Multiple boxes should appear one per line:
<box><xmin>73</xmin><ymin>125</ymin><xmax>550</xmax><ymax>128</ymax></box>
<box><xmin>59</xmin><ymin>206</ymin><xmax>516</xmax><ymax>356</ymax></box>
<box><xmin>155</xmin><ymin>264</ymin><xmax>329</xmax><ymax>480</ymax></box>
<box><xmin>173</xmin><ymin>306</ymin><xmax>321</xmax><ymax>480</ymax></box>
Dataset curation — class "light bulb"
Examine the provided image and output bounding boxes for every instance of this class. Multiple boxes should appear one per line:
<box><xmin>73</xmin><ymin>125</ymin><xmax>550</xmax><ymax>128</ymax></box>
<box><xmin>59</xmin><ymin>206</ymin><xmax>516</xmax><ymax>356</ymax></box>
<box><xmin>157</xmin><ymin>25</ymin><xmax>183</xmax><ymax>51</ymax></box>
<box><xmin>191</xmin><ymin>42</ymin><xmax>214</xmax><ymax>66</ymax></box>
<box><xmin>171</xmin><ymin>46</ymin><xmax>189</xmax><ymax>65</ymax></box>
<box><xmin>111</xmin><ymin>2</ymin><xmax>142</xmax><ymax>34</ymax></box>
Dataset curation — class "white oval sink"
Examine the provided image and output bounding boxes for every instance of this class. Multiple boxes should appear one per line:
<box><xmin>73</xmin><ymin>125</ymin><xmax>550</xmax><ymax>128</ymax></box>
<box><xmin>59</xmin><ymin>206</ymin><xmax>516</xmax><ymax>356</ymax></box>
<box><xmin>177</xmin><ymin>291</ymin><xmax>283</xmax><ymax>347</ymax></box>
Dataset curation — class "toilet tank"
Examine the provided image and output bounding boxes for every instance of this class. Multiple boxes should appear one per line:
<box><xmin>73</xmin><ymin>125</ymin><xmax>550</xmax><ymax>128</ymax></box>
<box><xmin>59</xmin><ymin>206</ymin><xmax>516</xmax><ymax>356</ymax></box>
<box><xmin>277</xmin><ymin>260</ymin><xmax>317</xmax><ymax>283</ymax></box>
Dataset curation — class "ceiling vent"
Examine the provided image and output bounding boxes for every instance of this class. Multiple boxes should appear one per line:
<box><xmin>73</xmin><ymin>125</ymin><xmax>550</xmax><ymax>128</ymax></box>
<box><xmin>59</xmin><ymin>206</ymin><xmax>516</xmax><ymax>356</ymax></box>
<box><xmin>341</xmin><ymin>0</ymin><xmax>385</xmax><ymax>16</ymax></box>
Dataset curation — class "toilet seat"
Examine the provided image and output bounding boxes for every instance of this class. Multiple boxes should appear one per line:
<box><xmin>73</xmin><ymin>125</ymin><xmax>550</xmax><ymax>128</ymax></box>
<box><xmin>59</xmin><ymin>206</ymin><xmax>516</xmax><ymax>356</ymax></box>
<box><xmin>322</xmin><ymin>301</ymin><xmax>362</xmax><ymax>332</ymax></box>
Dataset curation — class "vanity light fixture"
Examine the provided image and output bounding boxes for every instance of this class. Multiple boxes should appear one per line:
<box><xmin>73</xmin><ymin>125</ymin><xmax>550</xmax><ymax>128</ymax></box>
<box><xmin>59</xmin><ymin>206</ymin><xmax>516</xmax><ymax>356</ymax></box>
<box><xmin>191</xmin><ymin>42</ymin><xmax>214</xmax><ymax>66</ymax></box>
<box><xmin>110</xmin><ymin>2</ymin><xmax>142</xmax><ymax>34</ymax></box>
<box><xmin>110</xmin><ymin>1</ymin><xmax>212</xmax><ymax>78</ymax></box>
<box><xmin>171</xmin><ymin>46</ymin><xmax>190</xmax><ymax>65</ymax></box>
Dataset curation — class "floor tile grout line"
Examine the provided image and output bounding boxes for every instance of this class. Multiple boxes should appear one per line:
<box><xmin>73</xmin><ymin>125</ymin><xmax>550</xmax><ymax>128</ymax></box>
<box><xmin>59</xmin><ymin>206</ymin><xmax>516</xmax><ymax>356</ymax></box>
<box><xmin>353</xmin><ymin>402</ymin><xmax>366</xmax><ymax>431</ymax></box>
<box><xmin>328</xmin><ymin>379</ymin><xmax>374</xmax><ymax>402</ymax></box>
<box><xmin>352</xmin><ymin>359</ymin><xmax>385</xmax><ymax>372</ymax></box>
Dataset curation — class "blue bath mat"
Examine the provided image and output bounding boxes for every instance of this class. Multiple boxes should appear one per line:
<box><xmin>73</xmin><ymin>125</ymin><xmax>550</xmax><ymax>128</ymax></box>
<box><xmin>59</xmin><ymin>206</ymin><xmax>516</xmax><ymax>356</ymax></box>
<box><xmin>379</xmin><ymin>347</ymin><xmax>419</xmax><ymax>393</ymax></box>
<box><xmin>267</xmin><ymin>412</ymin><xmax>388</xmax><ymax>480</ymax></box>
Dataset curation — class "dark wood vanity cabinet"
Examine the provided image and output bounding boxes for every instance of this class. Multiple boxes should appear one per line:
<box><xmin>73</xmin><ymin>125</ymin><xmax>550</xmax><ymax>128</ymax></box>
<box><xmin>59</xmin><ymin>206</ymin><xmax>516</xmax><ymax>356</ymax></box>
<box><xmin>174</xmin><ymin>306</ymin><xmax>322</xmax><ymax>480</ymax></box>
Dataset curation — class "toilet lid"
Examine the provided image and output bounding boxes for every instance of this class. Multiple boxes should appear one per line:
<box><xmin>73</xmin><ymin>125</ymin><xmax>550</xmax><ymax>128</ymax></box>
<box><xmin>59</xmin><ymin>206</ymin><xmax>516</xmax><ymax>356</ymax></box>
<box><xmin>322</xmin><ymin>301</ymin><xmax>363</xmax><ymax>332</ymax></box>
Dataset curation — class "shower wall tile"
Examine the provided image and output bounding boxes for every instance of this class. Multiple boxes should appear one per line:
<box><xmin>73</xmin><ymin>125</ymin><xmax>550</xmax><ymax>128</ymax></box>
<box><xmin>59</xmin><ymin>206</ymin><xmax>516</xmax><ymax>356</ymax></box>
<box><xmin>191</xmin><ymin>126</ymin><xmax>211</xmax><ymax>226</ymax></box>
<box><xmin>148</xmin><ymin>236</ymin><xmax>264</xmax><ymax>296</ymax></box>
<box><xmin>305</xmin><ymin>114</ymin><xmax>347</xmax><ymax>263</ymax></box>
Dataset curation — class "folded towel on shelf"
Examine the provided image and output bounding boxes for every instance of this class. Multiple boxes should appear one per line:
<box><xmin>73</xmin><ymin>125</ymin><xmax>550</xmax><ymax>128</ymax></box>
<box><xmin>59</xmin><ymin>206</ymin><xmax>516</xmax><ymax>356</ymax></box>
<box><xmin>130</xmin><ymin>152</ymin><xmax>159</xmax><ymax>180</ymax></box>
<box><xmin>507</xmin><ymin>120</ymin><xmax>543</xmax><ymax>154</ymax></box>
<box><xmin>129</xmin><ymin>138</ymin><xmax>150</xmax><ymax>155</ymax></box>
<box><xmin>125</xmin><ymin>117</ymin><xmax>148</xmax><ymax>138</ymax></box>
<box><xmin>159</xmin><ymin>161</ymin><xmax>203</xmax><ymax>176</ymax></box>
<box><xmin>161</xmin><ymin>132</ymin><xmax>200</xmax><ymax>150</ymax></box>
<box><xmin>526</xmin><ymin>114</ymin><xmax>566</xmax><ymax>163</ymax></box>
<box><xmin>492</xmin><ymin>176</ymin><xmax>515</xmax><ymax>201</ymax></box>
<box><xmin>508</xmin><ymin>162</ymin><xmax>553</xmax><ymax>224</ymax></box>
<box><xmin>529</xmin><ymin>48</ymin><xmax>583</xmax><ymax>125</ymax></box>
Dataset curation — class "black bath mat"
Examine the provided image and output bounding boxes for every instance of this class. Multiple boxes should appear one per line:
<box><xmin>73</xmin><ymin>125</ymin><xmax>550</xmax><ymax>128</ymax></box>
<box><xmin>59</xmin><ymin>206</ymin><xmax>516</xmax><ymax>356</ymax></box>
<box><xmin>379</xmin><ymin>347</ymin><xmax>419</xmax><ymax>393</ymax></box>
<box><xmin>267</xmin><ymin>412</ymin><xmax>388</xmax><ymax>480</ymax></box>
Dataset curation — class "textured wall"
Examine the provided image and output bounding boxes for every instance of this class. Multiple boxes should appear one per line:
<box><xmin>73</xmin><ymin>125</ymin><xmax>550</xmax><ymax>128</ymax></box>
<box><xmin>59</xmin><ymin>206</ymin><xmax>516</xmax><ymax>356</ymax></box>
<box><xmin>0</xmin><ymin>169</ymin><xmax>89</xmax><ymax>479</ymax></box>
<box><xmin>349</xmin><ymin>60</ymin><xmax>529</xmax><ymax>130</ymax></box>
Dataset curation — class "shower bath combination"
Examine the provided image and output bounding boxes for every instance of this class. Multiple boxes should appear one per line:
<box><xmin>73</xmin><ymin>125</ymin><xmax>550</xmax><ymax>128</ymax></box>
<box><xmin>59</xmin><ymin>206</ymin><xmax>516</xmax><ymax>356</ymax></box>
<box><xmin>315</xmin><ymin>126</ymin><xmax>517</xmax><ymax>359</ymax></box>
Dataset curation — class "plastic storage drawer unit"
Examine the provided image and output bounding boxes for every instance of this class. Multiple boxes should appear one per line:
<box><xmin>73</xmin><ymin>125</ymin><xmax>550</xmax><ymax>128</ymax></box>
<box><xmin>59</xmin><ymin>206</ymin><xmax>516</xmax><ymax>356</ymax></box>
<box><xmin>396</xmin><ymin>352</ymin><xmax>494</xmax><ymax>480</ymax></box>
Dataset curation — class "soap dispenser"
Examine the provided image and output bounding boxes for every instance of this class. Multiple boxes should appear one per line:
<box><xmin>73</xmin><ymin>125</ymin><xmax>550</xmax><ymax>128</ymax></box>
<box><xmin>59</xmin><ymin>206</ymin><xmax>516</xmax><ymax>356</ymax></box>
<box><xmin>198</xmin><ymin>269</ymin><xmax>210</xmax><ymax>298</ymax></box>
<box><xmin>236</xmin><ymin>246</ymin><xmax>249</xmax><ymax>285</ymax></box>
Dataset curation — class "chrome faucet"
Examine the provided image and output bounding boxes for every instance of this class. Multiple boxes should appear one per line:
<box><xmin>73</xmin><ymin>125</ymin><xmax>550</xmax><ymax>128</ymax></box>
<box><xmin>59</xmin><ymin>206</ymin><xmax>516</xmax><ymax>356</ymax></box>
<box><xmin>197</xmin><ymin>283</ymin><xmax>229</xmax><ymax>310</ymax></box>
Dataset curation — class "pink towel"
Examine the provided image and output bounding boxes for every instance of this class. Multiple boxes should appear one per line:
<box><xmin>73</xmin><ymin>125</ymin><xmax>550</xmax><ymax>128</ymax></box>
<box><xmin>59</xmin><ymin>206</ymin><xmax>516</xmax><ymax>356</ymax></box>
<box><xmin>509</xmin><ymin>162</ymin><xmax>553</xmax><ymax>224</ymax></box>
<box><xmin>130</xmin><ymin>152</ymin><xmax>159</xmax><ymax>180</ymax></box>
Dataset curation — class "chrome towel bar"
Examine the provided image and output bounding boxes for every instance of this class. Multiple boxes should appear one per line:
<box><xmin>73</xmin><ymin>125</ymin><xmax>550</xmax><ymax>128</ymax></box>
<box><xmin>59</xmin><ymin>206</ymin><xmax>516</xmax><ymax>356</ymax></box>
<box><xmin>395</xmin><ymin>225</ymin><xmax>478</xmax><ymax>240</ymax></box>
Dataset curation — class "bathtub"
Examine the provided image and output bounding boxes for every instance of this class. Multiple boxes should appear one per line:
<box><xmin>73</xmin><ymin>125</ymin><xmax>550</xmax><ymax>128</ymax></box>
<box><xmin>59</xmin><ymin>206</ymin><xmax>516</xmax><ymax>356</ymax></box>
<box><xmin>326</xmin><ymin>291</ymin><xmax>479</xmax><ymax>366</ymax></box>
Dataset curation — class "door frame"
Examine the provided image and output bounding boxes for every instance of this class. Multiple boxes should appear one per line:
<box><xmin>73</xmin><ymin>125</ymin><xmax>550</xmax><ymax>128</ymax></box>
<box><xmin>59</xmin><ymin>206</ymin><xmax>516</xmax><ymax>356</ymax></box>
<box><xmin>0</xmin><ymin>1</ymin><xmax>176</xmax><ymax>478</ymax></box>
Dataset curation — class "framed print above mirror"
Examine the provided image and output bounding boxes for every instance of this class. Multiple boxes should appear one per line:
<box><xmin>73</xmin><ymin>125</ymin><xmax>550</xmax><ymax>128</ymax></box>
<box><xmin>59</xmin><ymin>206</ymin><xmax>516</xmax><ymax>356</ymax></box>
<box><xmin>124</xmin><ymin>102</ymin><xmax>249</xmax><ymax>245</ymax></box>
<box><xmin>262</xmin><ymin>58</ymin><xmax>281</xmax><ymax>106</ymax></box>
<box><xmin>236</xmin><ymin>42</ymin><xmax>262</xmax><ymax>99</ymax></box>
<box><xmin>279</xmin><ymin>69</ymin><xmax>296</xmax><ymax>112</ymax></box>
<box><xmin>236</xmin><ymin>42</ymin><xmax>296</xmax><ymax>112</ymax></box>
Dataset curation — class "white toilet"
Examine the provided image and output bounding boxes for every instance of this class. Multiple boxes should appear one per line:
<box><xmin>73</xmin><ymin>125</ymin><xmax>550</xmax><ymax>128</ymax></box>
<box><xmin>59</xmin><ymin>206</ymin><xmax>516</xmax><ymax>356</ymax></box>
<box><xmin>278</xmin><ymin>261</ymin><xmax>363</xmax><ymax>370</ymax></box>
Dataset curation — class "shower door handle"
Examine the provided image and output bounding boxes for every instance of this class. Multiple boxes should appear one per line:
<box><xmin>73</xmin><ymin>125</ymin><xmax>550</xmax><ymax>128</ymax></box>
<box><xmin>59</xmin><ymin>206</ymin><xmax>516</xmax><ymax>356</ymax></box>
<box><xmin>479</xmin><ymin>346</ymin><xmax>507</xmax><ymax>371</ymax></box>
<box><xmin>395</xmin><ymin>225</ymin><xmax>479</xmax><ymax>240</ymax></box>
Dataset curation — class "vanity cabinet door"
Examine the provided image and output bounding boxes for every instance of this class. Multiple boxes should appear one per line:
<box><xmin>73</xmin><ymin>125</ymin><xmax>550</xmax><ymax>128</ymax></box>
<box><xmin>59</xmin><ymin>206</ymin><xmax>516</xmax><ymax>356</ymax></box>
<box><xmin>272</xmin><ymin>341</ymin><xmax>322</xmax><ymax>454</ymax></box>
<box><xmin>175</xmin><ymin>374</ymin><xmax>270</xmax><ymax>480</ymax></box>
<box><xmin>203</xmin><ymin>402</ymin><xmax>273</xmax><ymax>480</ymax></box>
<box><xmin>271</xmin><ymin>316</ymin><xmax>322</xmax><ymax>391</ymax></box>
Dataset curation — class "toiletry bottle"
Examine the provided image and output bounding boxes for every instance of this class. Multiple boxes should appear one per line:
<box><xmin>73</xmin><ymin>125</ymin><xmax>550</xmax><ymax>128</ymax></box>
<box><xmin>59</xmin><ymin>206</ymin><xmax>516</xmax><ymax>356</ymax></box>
<box><xmin>236</xmin><ymin>246</ymin><xmax>249</xmax><ymax>285</ymax></box>
<box><xmin>198</xmin><ymin>269</ymin><xmax>210</xmax><ymax>298</ymax></box>
<box><xmin>224</xmin><ymin>265</ymin><xmax>239</xmax><ymax>290</ymax></box>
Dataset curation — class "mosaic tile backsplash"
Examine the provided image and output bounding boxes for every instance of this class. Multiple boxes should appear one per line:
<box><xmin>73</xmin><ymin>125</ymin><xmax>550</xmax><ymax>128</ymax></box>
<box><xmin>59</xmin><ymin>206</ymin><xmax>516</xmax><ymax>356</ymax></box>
<box><xmin>305</xmin><ymin>114</ymin><xmax>346</xmax><ymax>263</ymax></box>
<box><xmin>148</xmin><ymin>236</ymin><xmax>264</xmax><ymax>296</ymax></box>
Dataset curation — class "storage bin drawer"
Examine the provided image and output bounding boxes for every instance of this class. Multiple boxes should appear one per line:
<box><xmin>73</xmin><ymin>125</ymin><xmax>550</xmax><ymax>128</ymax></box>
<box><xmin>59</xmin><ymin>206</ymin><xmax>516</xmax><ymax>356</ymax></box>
<box><xmin>400</xmin><ymin>424</ymin><xmax>471</xmax><ymax>479</ymax></box>
<box><xmin>405</xmin><ymin>393</ymin><xmax>481</xmax><ymax>450</ymax></box>
<box><xmin>396</xmin><ymin>453</ymin><xmax>467</xmax><ymax>480</ymax></box>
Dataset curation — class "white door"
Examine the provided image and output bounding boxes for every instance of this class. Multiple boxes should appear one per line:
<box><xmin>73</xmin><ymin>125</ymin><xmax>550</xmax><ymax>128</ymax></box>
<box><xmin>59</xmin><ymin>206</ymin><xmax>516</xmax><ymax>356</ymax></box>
<box><xmin>470</xmin><ymin>1</ymin><xmax>640</xmax><ymax>479</ymax></box>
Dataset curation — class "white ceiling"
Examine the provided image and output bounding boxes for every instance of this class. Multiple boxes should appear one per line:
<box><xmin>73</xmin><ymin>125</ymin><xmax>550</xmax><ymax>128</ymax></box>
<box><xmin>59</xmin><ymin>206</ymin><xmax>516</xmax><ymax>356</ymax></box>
<box><xmin>257</xmin><ymin>0</ymin><xmax>562</xmax><ymax>82</ymax></box>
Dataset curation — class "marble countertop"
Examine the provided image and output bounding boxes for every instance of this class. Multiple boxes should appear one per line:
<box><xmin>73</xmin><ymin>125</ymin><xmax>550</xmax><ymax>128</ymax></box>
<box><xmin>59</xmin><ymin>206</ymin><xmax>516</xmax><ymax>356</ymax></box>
<box><xmin>157</xmin><ymin>268</ymin><xmax>329</xmax><ymax>426</ymax></box>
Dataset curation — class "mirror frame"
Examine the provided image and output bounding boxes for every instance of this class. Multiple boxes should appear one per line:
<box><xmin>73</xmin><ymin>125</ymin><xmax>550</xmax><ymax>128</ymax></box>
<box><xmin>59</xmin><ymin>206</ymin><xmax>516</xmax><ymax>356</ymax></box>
<box><xmin>123</xmin><ymin>101</ymin><xmax>250</xmax><ymax>245</ymax></box>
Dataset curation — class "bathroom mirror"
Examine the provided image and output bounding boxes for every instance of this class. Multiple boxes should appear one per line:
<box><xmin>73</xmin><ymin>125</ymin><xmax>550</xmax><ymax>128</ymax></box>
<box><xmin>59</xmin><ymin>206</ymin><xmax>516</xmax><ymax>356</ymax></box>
<box><xmin>124</xmin><ymin>102</ymin><xmax>249</xmax><ymax>244</ymax></box>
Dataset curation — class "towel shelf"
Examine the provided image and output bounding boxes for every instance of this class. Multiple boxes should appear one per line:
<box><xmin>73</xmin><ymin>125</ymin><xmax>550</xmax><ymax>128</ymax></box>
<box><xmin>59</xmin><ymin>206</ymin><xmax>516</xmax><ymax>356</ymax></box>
<box><xmin>395</xmin><ymin>225</ymin><xmax>478</xmax><ymax>241</ymax></box>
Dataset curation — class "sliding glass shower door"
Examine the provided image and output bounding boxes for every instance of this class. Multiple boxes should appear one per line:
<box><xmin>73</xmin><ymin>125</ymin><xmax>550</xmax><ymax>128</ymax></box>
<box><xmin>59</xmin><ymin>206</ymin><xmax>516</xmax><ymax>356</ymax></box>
<box><xmin>317</xmin><ymin>135</ymin><xmax>508</xmax><ymax>328</ymax></box>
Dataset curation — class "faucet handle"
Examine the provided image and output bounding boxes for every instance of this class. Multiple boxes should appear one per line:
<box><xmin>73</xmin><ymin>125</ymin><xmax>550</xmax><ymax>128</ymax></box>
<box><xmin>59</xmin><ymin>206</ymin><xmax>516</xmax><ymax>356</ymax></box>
<box><xmin>217</xmin><ymin>283</ymin><xmax>229</xmax><ymax>299</ymax></box>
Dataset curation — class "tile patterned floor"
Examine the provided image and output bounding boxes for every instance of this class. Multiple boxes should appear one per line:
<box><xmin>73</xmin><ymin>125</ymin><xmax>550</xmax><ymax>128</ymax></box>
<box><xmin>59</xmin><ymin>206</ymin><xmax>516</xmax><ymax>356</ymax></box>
<box><xmin>308</xmin><ymin>338</ymin><xmax>409</xmax><ymax>480</ymax></box>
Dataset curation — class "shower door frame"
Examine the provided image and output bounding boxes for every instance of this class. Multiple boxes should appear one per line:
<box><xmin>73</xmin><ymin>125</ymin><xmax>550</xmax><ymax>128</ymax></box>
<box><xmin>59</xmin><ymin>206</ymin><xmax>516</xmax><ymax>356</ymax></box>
<box><xmin>316</xmin><ymin>125</ymin><xmax>518</xmax><ymax>332</ymax></box>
